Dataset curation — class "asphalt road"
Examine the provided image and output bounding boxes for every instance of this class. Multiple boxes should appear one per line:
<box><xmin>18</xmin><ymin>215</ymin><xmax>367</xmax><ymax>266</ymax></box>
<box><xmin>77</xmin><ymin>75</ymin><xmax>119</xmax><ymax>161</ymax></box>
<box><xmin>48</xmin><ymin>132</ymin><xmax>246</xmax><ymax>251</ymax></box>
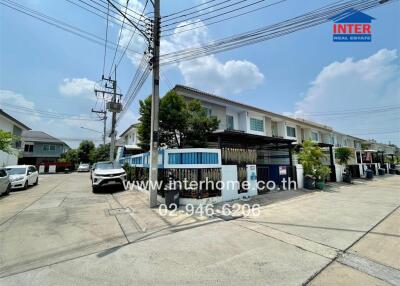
<box><xmin>0</xmin><ymin>172</ymin><xmax>399</xmax><ymax>285</ymax></box>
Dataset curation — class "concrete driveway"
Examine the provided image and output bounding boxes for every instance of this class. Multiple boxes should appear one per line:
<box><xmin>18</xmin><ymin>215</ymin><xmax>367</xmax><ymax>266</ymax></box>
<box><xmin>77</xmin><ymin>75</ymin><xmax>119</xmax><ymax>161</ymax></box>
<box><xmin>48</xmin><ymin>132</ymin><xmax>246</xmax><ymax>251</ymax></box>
<box><xmin>0</xmin><ymin>173</ymin><xmax>399</xmax><ymax>285</ymax></box>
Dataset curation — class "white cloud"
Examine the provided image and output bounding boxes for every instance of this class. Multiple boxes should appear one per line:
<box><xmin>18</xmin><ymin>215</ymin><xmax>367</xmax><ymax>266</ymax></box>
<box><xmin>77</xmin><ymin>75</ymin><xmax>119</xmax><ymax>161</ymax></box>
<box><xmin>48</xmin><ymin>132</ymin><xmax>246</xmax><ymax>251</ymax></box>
<box><xmin>294</xmin><ymin>49</ymin><xmax>400</xmax><ymax>145</ymax></box>
<box><xmin>179</xmin><ymin>56</ymin><xmax>264</xmax><ymax>94</ymax></box>
<box><xmin>0</xmin><ymin>89</ymin><xmax>40</xmax><ymax>122</ymax></box>
<box><xmin>59</xmin><ymin>78</ymin><xmax>96</xmax><ymax>101</ymax></box>
<box><xmin>0</xmin><ymin>89</ymin><xmax>105</xmax><ymax>148</ymax></box>
<box><xmin>160</xmin><ymin>20</ymin><xmax>265</xmax><ymax>95</ymax></box>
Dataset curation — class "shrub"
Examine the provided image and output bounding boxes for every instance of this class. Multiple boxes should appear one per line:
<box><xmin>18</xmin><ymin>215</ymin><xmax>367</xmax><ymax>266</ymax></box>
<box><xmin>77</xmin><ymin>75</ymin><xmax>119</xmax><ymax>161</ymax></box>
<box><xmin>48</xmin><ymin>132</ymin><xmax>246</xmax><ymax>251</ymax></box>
<box><xmin>335</xmin><ymin>147</ymin><xmax>353</xmax><ymax>165</ymax></box>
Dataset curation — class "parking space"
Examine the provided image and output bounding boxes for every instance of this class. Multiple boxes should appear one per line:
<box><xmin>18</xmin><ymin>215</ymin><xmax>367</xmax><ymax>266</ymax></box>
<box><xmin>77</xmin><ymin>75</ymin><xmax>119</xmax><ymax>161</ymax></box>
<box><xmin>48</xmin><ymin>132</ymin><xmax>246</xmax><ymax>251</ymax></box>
<box><xmin>0</xmin><ymin>173</ymin><xmax>399</xmax><ymax>285</ymax></box>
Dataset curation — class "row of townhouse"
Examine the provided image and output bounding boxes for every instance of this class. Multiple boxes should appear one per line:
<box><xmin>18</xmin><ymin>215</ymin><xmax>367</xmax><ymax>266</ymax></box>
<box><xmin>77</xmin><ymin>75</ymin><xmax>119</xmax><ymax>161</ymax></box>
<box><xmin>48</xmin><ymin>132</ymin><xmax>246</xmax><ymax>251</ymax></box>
<box><xmin>0</xmin><ymin>109</ymin><xmax>70</xmax><ymax>167</ymax></box>
<box><xmin>116</xmin><ymin>85</ymin><xmax>398</xmax><ymax>203</ymax></box>
<box><xmin>119</xmin><ymin>85</ymin><xmax>397</xmax><ymax>162</ymax></box>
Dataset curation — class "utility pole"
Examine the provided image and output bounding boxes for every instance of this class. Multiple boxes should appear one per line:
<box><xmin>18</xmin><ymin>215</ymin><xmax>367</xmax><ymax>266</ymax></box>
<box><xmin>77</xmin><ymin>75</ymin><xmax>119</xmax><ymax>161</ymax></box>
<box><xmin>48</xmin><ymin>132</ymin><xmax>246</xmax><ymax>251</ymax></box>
<box><xmin>91</xmin><ymin>109</ymin><xmax>107</xmax><ymax>145</ymax></box>
<box><xmin>106</xmin><ymin>0</ymin><xmax>159</xmax><ymax>207</ymax></box>
<box><xmin>109</xmin><ymin>66</ymin><xmax>118</xmax><ymax>161</ymax></box>
<box><xmin>148</xmin><ymin>0</ymin><xmax>160</xmax><ymax>208</ymax></box>
<box><xmin>95</xmin><ymin>68</ymin><xmax>122</xmax><ymax>160</ymax></box>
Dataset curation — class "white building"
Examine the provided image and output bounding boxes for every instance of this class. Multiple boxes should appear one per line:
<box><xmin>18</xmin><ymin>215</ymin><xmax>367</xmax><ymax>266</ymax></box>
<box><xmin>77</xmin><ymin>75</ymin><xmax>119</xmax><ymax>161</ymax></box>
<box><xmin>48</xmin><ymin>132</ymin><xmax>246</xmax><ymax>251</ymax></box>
<box><xmin>0</xmin><ymin>109</ymin><xmax>30</xmax><ymax>166</ymax></box>
<box><xmin>117</xmin><ymin>123</ymin><xmax>142</xmax><ymax>158</ymax></box>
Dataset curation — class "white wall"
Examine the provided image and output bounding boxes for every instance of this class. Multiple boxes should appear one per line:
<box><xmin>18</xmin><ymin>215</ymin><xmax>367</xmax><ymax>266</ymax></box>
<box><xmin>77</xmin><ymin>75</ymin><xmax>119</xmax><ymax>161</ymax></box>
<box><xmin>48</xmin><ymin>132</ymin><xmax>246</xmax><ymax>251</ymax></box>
<box><xmin>0</xmin><ymin>116</ymin><xmax>18</xmax><ymax>166</ymax></box>
<box><xmin>0</xmin><ymin>151</ymin><xmax>18</xmax><ymax>167</ymax></box>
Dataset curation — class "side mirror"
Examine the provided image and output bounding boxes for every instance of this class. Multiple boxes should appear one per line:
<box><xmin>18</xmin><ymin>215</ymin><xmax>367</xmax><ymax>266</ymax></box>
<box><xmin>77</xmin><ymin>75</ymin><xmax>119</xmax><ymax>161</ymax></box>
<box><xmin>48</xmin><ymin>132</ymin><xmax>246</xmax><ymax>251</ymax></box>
<box><xmin>27</xmin><ymin>171</ymin><xmax>32</xmax><ymax>175</ymax></box>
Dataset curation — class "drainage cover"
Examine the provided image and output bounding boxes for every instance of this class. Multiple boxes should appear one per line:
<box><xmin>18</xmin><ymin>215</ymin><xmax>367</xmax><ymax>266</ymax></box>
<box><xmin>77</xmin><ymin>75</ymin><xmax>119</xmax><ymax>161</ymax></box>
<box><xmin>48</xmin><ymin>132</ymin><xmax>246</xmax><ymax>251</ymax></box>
<box><xmin>107</xmin><ymin>207</ymin><xmax>132</xmax><ymax>216</ymax></box>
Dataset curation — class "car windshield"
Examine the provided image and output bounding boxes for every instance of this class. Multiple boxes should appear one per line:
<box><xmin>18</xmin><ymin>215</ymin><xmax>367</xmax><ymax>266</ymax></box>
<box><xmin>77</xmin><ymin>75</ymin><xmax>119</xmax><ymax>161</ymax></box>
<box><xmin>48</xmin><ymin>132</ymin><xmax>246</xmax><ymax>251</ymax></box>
<box><xmin>96</xmin><ymin>162</ymin><xmax>121</xmax><ymax>170</ymax></box>
<box><xmin>6</xmin><ymin>168</ymin><xmax>27</xmax><ymax>175</ymax></box>
<box><xmin>80</xmin><ymin>164</ymin><xmax>89</xmax><ymax>167</ymax></box>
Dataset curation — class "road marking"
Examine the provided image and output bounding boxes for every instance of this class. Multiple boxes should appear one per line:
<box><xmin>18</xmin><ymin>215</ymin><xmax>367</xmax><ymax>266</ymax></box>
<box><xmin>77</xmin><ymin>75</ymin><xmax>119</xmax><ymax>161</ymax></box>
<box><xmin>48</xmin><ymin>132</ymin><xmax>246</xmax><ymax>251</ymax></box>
<box><xmin>337</xmin><ymin>253</ymin><xmax>400</xmax><ymax>286</ymax></box>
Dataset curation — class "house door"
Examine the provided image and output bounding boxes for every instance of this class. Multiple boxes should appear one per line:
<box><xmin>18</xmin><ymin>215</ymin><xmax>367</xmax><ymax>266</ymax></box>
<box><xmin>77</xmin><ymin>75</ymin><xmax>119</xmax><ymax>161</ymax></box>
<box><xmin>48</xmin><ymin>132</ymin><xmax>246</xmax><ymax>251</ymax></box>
<box><xmin>257</xmin><ymin>166</ymin><xmax>269</xmax><ymax>192</ymax></box>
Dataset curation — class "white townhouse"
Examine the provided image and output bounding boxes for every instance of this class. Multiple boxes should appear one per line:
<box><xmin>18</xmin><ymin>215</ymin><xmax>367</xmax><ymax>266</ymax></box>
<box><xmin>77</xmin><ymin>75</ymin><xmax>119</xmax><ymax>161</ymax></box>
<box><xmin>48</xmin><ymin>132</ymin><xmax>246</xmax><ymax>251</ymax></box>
<box><xmin>0</xmin><ymin>109</ymin><xmax>30</xmax><ymax>166</ymax></box>
<box><xmin>173</xmin><ymin>85</ymin><xmax>336</xmax><ymax>146</ymax></box>
<box><xmin>117</xmin><ymin>123</ymin><xmax>142</xmax><ymax>158</ymax></box>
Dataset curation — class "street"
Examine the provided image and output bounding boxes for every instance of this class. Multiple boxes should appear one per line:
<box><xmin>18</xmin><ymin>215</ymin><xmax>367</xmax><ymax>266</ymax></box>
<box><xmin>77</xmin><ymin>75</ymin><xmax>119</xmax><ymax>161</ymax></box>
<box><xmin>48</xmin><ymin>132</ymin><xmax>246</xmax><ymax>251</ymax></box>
<box><xmin>0</xmin><ymin>173</ymin><xmax>399</xmax><ymax>285</ymax></box>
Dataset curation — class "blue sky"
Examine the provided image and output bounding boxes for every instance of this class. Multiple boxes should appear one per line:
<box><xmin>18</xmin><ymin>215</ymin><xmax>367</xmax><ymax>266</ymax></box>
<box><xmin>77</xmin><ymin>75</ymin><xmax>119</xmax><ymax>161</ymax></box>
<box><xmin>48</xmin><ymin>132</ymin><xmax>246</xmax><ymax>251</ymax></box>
<box><xmin>0</xmin><ymin>0</ymin><xmax>399</xmax><ymax>147</ymax></box>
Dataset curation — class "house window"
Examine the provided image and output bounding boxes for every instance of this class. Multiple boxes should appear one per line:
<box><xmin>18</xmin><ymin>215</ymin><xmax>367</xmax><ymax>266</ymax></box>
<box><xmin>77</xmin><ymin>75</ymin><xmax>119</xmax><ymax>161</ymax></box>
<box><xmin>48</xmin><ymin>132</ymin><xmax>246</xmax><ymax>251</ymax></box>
<box><xmin>311</xmin><ymin>131</ymin><xmax>319</xmax><ymax>142</ymax></box>
<box><xmin>226</xmin><ymin>115</ymin><xmax>234</xmax><ymax>130</ymax></box>
<box><xmin>271</xmin><ymin>121</ymin><xmax>278</xmax><ymax>136</ymax></box>
<box><xmin>286</xmin><ymin>126</ymin><xmax>296</xmax><ymax>138</ymax></box>
<box><xmin>24</xmin><ymin>144</ymin><xmax>33</xmax><ymax>152</ymax></box>
<box><xmin>203</xmin><ymin>107</ymin><xmax>212</xmax><ymax>117</ymax></box>
<box><xmin>250</xmin><ymin>118</ymin><xmax>264</xmax><ymax>132</ymax></box>
<box><xmin>43</xmin><ymin>145</ymin><xmax>56</xmax><ymax>151</ymax></box>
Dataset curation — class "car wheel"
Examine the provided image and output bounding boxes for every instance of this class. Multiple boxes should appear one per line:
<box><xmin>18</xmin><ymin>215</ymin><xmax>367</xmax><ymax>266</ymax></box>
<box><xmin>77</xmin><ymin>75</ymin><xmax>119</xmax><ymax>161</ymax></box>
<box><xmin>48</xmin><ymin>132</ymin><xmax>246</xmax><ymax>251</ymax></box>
<box><xmin>23</xmin><ymin>180</ymin><xmax>29</xmax><ymax>190</ymax></box>
<box><xmin>2</xmin><ymin>184</ymin><xmax>10</xmax><ymax>196</ymax></box>
<box><xmin>34</xmin><ymin>177</ymin><xmax>39</xmax><ymax>185</ymax></box>
<box><xmin>92</xmin><ymin>185</ymin><xmax>98</xmax><ymax>193</ymax></box>
<box><xmin>4</xmin><ymin>184</ymin><xmax>10</xmax><ymax>195</ymax></box>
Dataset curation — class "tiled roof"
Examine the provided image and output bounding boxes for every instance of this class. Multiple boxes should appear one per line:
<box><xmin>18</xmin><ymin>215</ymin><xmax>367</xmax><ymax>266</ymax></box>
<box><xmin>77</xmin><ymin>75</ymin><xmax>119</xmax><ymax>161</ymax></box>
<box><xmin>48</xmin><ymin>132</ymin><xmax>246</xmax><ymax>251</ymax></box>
<box><xmin>22</xmin><ymin>130</ymin><xmax>67</xmax><ymax>145</ymax></box>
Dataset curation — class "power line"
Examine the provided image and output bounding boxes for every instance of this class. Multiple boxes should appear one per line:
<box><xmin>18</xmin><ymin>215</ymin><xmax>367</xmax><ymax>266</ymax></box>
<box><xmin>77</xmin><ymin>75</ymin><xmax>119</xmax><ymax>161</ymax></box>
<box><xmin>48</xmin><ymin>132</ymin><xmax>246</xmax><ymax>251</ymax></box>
<box><xmin>102</xmin><ymin>0</ymin><xmax>110</xmax><ymax>76</ymax></box>
<box><xmin>109</xmin><ymin>0</ymin><xmax>150</xmax><ymax>78</ymax></box>
<box><xmin>162</xmin><ymin>0</ymin><xmax>288</xmax><ymax>37</ymax></box>
<box><xmin>64</xmin><ymin>0</ymin><xmax>140</xmax><ymax>32</ymax></box>
<box><xmin>98</xmin><ymin>0</ymin><xmax>150</xmax><ymax>18</ymax></box>
<box><xmin>160</xmin><ymin>0</ymin><xmax>394</xmax><ymax>65</ymax></box>
<box><xmin>160</xmin><ymin>0</ymin><xmax>366</xmax><ymax>60</ymax></box>
<box><xmin>350</xmin><ymin>130</ymin><xmax>400</xmax><ymax>135</ymax></box>
<box><xmin>108</xmin><ymin>0</ymin><xmax>130</xmax><ymax>77</ymax></box>
<box><xmin>86</xmin><ymin>0</ymin><xmax>146</xmax><ymax>24</ymax></box>
<box><xmin>162</xmin><ymin>0</ymin><xmax>235</xmax><ymax>23</ymax></box>
<box><xmin>163</xmin><ymin>0</ymin><xmax>220</xmax><ymax>18</ymax></box>
<box><xmin>0</xmin><ymin>0</ymin><xmax>143</xmax><ymax>55</ymax></box>
<box><xmin>162</xmin><ymin>0</ymin><xmax>266</xmax><ymax>29</ymax></box>
<box><xmin>1</xmin><ymin>107</ymin><xmax>101</xmax><ymax>121</ymax></box>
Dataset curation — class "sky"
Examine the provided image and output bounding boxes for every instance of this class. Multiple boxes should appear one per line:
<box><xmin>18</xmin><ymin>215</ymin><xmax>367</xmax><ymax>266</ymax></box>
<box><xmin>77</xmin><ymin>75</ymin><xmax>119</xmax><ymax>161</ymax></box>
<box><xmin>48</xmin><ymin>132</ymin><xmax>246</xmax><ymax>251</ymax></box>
<box><xmin>0</xmin><ymin>0</ymin><xmax>399</xmax><ymax>148</ymax></box>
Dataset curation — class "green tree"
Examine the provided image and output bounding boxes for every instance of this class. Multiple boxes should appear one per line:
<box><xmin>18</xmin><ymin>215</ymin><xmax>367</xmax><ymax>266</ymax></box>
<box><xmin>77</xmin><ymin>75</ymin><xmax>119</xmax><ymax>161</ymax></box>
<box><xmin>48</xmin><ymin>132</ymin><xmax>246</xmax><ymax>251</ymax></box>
<box><xmin>137</xmin><ymin>96</ymin><xmax>152</xmax><ymax>151</ymax></box>
<box><xmin>186</xmin><ymin>100</ymin><xmax>219</xmax><ymax>147</ymax></box>
<box><xmin>89</xmin><ymin>144</ymin><xmax>110</xmax><ymax>163</ymax></box>
<box><xmin>137</xmin><ymin>91</ymin><xmax>219</xmax><ymax>150</ymax></box>
<box><xmin>0</xmin><ymin>130</ymin><xmax>14</xmax><ymax>154</ymax></box>
<box><xmin>78</xmin><ymin>140</ymin><xmax>95</xmax><ymax>163</ymax></box>
<box><xmin>60</xmin><ymin>149</ymin><xmax>79</xmax><ymax>166</ymax></box>
<box><xmin>159</xmin><ymin>90</ymin><xmax>189</xmax><ymax>148</ymax></box>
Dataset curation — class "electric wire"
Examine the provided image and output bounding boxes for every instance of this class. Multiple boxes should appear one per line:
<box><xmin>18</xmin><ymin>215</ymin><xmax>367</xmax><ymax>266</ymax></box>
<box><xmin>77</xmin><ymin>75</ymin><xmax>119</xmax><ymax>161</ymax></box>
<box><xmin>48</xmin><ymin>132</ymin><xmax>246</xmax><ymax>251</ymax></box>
<box><xmin>0</xmin><ymin>0</ymin><xmax>143</xmax><ymax>55</ymax></box>
<box><xmin>162</xmin><ymin>0</ymin><xmax>268</xmax><ymax>29</ymax></box>
<box><xmin>159</xmin><ymin>0</ymin><xmax>393</xmax><ymax>65</ymax></box>
<box><xmin>162</xmin><ymin>0</ymin><xmax>288</xmax><ymax>37</ymax></box>
<box><xmin>109</xmin><ymin>0</ymin><xmax>150</xmax><ymax>78</ymax></box>
<box><xmin>163</xmin><ymin>0</ymin><xmax>220</xmax><ymax>18</ymax></box>
<box><xmin>108</xmin><ymin>0</ymin><xmax>130</xmax><ymax>77</ymax></box>
<box><xmin>102</xmin><ymin>0</ymin><xmax>110</xmax><ymax>76</ymax></box>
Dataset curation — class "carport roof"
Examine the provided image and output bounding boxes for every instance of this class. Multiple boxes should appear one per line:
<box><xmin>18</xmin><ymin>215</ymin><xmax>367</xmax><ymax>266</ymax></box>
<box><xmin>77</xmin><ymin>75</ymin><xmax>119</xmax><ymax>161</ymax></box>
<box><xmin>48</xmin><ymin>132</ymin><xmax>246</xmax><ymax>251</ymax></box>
<box><xmin>209</xmin><ymin>130</ymin><xmax>295</xmax><ymax>148</ymax></box>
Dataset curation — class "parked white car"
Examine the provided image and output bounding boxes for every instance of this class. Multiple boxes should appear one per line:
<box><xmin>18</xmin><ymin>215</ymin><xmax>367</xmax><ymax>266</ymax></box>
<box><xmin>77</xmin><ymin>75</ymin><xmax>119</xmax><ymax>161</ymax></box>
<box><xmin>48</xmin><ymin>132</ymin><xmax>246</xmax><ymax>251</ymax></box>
<box><xmin>77</xmin><ymin>163</ymin><xmax>90</xmax><ymax>172</ymax></box>
<box><xmin>6</xmin><ymin>165</ymin><xmax>39</xmax><ymax>190</ymax></box>
<box><xmin>0</xmin><ymin>168</ymin><xmax>11</xmax><ymax>196</ymax></box>
<box><xmin>91</xmin><ymin>161</ymin><xmax>126</xmax><ymax>193</ymax></box>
